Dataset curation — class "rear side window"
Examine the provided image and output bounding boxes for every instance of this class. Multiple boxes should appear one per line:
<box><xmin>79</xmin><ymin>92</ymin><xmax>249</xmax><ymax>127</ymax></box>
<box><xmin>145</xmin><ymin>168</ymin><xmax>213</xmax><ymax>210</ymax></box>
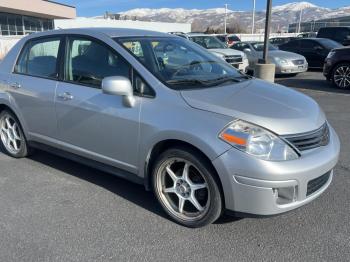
<box><xmin>15</xmin><ymin>37</ymin><xmax>60</xmax><ymax>79</ymax></box>
<box><xmin>300</xmin><ymin>40</ymin><xmax>317</xmax><ymax>49</ymax></box>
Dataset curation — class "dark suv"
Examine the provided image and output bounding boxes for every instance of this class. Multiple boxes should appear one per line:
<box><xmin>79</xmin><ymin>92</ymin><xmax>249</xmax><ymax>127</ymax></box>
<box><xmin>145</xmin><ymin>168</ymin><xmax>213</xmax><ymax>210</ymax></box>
<box><xmin>324</xmin><ymin>46</ymin><xmax>350</xmax><ymax>89</ymax></box>
<box><xmin>317</xmin><ymin>27</ymin><xmax>350</xmax><ymax>46</ymax></box>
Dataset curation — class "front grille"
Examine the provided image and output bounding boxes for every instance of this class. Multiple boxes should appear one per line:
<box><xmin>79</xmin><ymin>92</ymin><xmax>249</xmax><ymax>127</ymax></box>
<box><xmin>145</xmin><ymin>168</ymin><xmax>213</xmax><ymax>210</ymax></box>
<box><xmin>225</xmin><ymin>55</ymin><xmax>242</xmax><ymax>64</ymax></box>
<box><xmin>283</xmin><ymin>123</ymin><xmax>330</xmax><ymax>152</ymax></box>
<box><xmin>292</xmin><ymin>59</ymin><xmax>305</xmax><ymax>65</ymax></box>
<box><xmin>307</xmin><ymin>172</ymin><xmax>331</xmax><ymax>196</ymax></box>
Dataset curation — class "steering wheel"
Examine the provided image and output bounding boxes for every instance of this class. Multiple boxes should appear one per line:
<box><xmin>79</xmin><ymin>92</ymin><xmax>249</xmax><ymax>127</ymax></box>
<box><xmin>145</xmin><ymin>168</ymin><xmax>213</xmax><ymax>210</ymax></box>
<box><xmin>172</xmin><ymin>61</ymin><xmax>204</xmax><ymax>77</ymax></box>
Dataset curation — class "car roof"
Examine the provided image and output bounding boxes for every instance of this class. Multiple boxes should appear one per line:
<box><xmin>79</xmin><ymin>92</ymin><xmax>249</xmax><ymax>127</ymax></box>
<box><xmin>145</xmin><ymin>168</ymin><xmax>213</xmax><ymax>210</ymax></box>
<box><xmin>186</xmin><ymin>33</ymin><xmax>215</xmax><ymax>37</ymax></box>
<box><xmin>24</xmin><ymin>27</ymin><xmax>172</xmax><ymax>38</ymax></box>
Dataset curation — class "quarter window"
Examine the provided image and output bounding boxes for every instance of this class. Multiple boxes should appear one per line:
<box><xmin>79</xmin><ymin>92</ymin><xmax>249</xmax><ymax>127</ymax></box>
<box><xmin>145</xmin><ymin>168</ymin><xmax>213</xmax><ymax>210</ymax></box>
<box><xmin>65</xmin><ymin>37</ymin><xmax>130</xmax><ymax>88</ymax></box>
<box><xmin>15</xmin><ymin>37</ymin><xmax>60</xmax><ymax>79</ymax></box>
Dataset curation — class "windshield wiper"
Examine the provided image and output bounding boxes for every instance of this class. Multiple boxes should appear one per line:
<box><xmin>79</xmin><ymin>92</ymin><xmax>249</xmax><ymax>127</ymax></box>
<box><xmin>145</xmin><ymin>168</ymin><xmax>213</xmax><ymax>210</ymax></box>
<box><xmin>166</xmin><ymin>79</ymin><xmax>211</xmax><ymax>86</ymax></box>
<box><xmin>207</xmin><ymin>75</ymin><xmax>251</xmax><ymax>85</ymax></box>
<box><xmin>166</xmin><ymin>75</ymin><xmax>251</xmax><ymax>88</ymax></box>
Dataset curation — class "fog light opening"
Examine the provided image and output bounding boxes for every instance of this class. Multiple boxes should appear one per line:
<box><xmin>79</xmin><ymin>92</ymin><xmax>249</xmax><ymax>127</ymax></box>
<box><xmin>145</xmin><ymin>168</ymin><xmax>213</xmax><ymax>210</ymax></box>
<box><xmin>274</xmin><ymin>186</ymin><xmax>298</xmax><ymax>205</ymax></box>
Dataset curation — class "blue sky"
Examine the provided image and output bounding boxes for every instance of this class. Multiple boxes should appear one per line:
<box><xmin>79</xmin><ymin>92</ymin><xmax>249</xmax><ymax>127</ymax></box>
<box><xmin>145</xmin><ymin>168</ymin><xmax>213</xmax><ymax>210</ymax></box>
<box><xmin>59</xmin><ymin>0</ymin><xmax>350</xmax><ymax>17</ymax></box>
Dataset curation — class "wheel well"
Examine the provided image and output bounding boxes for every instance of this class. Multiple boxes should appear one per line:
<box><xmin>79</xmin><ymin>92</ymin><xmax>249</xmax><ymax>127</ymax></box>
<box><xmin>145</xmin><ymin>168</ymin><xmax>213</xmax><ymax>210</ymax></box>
<box><xmin>145</xmin><ymin>139</ymin><xmax>225</xmax><ymax>206</ymax></box>
<box><xmin>0</xmin><ymin>104</ymin><xmax>15</xmax><ymax>115</ymax></box>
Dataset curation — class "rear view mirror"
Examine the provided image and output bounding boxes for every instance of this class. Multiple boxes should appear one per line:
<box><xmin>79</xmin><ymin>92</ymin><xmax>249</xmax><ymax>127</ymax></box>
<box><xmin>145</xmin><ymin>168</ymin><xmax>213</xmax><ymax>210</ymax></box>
<box><xmin>102</xmin><ymin>76</ymin><xmax>135</xmax><ymax>107</ymax></box>
<box><xmin>243</xmin><ymin>48</ymin><xmax>252</xmax><ymax>53</ymax></box>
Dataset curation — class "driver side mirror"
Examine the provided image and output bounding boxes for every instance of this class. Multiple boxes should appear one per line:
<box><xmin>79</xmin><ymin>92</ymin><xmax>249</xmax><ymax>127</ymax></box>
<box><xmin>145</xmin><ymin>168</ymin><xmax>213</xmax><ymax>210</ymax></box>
<box><xmin>102</xmin><ymin>76</ymin><xmax>135</xmax><ymax>107</ymax></box>
<box><xmin>243</xmin><ymin>48</ymin><xmax>252</xmax><ymax>53</ymax></box>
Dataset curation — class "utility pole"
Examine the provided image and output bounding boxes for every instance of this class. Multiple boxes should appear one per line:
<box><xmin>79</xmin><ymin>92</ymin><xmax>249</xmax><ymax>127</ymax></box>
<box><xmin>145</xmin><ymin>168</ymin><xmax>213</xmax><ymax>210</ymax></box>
<box><xmin>254</xmin><ymin>0</ymin><xmax>275</xmax><ymax>82</ymax></box>
<box><xmin>298</xmin><ymin>8</ymin><xmax>303</xmax><ymax>33</ymax></box>
<box><xmin>224</xmin><ymin>4</ymin><xmax>228</xmax><ymax>34</ymax></box>
<box><xmin>262</xmin><ymin>0</ymin><xmax>272</xmax><ymax>64</ymax></box>
<box><xmin>252</xmin><ymin>0</ymin><xmax>256</xmax><ymax>34</ymax></box>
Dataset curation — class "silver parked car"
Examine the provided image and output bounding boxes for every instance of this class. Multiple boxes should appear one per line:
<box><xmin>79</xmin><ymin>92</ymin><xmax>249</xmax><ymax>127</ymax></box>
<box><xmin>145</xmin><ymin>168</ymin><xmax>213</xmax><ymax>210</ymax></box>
<box><xmin>232</xmin><ymin>41</ymin><xmax>308</xmax><ymax>75</ymax></box>
<box><xmin>0</xmin><ymin>28</ymin><xmax>340</xmax><ymax>227</ymax></box>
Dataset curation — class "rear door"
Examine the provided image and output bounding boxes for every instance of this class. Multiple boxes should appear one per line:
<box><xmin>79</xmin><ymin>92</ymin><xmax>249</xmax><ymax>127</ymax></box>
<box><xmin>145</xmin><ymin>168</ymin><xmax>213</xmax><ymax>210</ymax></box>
<box><xmin>7</xmin><ymin>36</ymin><xmax>62</xmax><ymax>139</ymax></box>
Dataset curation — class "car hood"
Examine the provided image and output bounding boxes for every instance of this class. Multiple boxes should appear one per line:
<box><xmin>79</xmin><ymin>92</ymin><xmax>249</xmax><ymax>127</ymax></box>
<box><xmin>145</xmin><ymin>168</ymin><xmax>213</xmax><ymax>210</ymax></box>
<box><xmin>209</xmin><ymin>48</ymin><xmax>244</xmax><ymax>57</ymax></box>
<box><xmin>180</xmin><ymin>79</ymin><xmax>326</xmax><ymax>135</ymax></box>
<box><xmin>256</xmin><ymin>50</ymin><xmax>306</xmax><ymax>60</ymax></box>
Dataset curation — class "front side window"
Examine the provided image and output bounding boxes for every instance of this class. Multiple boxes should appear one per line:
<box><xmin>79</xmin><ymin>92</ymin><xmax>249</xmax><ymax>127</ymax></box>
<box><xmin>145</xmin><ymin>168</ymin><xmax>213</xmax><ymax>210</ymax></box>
<box><xmin>251</xmin><ymin>42</ymin><xmax>277</xmax><ymax>51</ymax></box>
<box><xmin>15</xmin><ymin>37</ymin><xmax>60</xmax><ymax>79</ymax></box>
<box><xmin>118</xmin><ymin>37</ymin><xmax>246</xmax><ymax>90</ymax></box>
<box><xmin>65</xmin><ymin>37</ymin><xmax>130</xmax><ymax>88</ymax></box>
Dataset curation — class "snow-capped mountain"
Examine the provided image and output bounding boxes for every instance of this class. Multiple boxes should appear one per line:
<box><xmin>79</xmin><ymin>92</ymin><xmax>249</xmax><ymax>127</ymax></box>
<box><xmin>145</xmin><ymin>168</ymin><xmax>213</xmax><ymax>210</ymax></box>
<box><xmin>119</xmin><ymin>2</ymin><xmax>350</xmax><ymax>32</ymax></box>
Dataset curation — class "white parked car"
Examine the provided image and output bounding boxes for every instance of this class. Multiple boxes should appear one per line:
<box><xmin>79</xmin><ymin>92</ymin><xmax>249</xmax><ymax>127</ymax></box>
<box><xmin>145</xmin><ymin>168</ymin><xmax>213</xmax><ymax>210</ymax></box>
<box><xmin>172</xmin><ymin>33</ymin><xmax>249</xmax><ymax>72</ymax></box>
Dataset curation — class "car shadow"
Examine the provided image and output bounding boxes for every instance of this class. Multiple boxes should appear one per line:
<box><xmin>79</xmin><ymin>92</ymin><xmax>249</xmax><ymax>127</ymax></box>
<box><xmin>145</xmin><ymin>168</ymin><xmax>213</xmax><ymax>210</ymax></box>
<box><xmin>24</xmin><ymin>149</ymin><xmax>167</xmax><ymax>219</ymax></box>
<box><xmin>2</xmin><ymin>148</ymin><xmax>242</xmax><ymax>225</ymax></box>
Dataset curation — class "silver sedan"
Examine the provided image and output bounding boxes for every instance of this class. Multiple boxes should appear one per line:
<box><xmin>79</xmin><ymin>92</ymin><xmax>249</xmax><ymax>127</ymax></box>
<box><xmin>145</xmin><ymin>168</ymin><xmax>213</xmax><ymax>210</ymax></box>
<box><xmin>232</xmin><ymin>42</ymin><xmax>308</xmax><ymax>75</ymax></box>
<box><xmin>0</xmin><ymin>28</ymin><xmax>339</xmax><ymax>228</ymax></box>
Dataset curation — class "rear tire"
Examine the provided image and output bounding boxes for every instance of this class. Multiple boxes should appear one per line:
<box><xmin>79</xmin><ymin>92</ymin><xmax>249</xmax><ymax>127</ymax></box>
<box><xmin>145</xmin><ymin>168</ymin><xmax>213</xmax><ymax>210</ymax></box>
<box><xmin>332</xmin><ymin>63</ymin><xmax>350</xmax><ymax>89</ymax></box>
<box><xmin>0</xmin><ymin>110</ymin><xmax>30</xmax><ymax>158</ymax></box>
<box><xmin>152</xmin><ymin>146</ymin><xmax>222</xmax><ymax>228</ymax></box>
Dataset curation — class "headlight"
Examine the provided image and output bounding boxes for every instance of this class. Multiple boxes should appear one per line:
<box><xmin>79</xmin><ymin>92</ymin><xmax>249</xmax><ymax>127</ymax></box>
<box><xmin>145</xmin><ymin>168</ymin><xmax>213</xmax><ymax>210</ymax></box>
<box><xmin>274</xmin><ymin>57</ymin><xmax>289</xmax><ymax>65</ymax></box>
<box><xmin>219</xmin><ymin>120</ymin><xmax>299</xmax><ymax>161</ymax></box>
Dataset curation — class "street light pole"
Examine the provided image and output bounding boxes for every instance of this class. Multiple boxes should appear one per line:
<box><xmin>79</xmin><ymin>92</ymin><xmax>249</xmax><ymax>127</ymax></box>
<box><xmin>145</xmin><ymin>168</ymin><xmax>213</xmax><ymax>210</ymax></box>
<box><xmin>298</xmin><ymin>8</ymin><xmax>303</xmax><ymax>33</ymax></box>
<box><xmin>262</xmin><ymin>0</ymin><xmax>272</xmax><ymax>64</ymax></box>
<box><xmin>252</xmin><ymin>0</ymin><xmax>256</xmax><ymax>34</ymax></box>
<box><xmin>224</xmin><ymin>4</ymin><xmax>228</xmax><ymax>34</ymax></box>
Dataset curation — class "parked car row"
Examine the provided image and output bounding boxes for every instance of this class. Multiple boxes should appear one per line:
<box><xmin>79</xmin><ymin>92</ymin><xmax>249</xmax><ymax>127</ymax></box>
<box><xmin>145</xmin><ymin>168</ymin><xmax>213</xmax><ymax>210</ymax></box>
<box><xmin>170</xmin><ymin>29</ymin><xmax>350</xmax><ymax>88</ymax></box>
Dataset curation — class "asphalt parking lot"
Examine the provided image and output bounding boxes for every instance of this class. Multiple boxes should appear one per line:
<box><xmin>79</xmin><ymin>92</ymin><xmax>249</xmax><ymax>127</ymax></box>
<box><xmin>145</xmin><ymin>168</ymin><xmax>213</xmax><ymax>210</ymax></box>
<box><xmin>0</xmin><ymin>71</ymin><xmax>349</xmax><ymax>262</ymax></box>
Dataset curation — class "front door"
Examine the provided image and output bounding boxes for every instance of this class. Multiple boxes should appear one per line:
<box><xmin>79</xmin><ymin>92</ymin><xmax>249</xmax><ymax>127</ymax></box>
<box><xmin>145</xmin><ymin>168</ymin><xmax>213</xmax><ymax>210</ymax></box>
<box><xmin>55</xmin><ymin>36</ymin><xmax>141</xmax><ymax>173</ymax></box>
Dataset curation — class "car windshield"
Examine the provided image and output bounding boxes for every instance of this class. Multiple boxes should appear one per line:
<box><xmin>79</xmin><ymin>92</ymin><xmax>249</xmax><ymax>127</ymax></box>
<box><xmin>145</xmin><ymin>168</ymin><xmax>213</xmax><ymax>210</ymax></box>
<box><xmin>189</xmin><ymin>36</ymin><xmax>227</xmax><ymax>49</ymax></box>
<box><xmin>116</xmin><ymin>37</ymin><xmax>246</xmax><ymax>90</ymax></box>
<box><xmin>317</xmin><ymin>38</ymin><xmax>343</xmax><ymax>49</ymax></box>
<box><xmin>251</xmin><ymin>42</ymin><xmax>278</xmax><ymax>51</ymax></box>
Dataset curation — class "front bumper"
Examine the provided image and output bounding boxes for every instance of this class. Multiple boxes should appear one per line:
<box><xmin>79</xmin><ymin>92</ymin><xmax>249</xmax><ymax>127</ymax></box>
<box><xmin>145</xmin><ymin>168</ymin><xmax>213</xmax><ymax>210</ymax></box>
<box><xmin>212</xmin><ymin>125</ymin><xmax>340</xmax><ymax>216</ymax></box>
<box><xmin>231</xmin><ymin>58</ymin><xmax>249</xmax><ymax>73</ymax></box>
<box><xmin>275</xmin><ymin>63</ymin><xmax>308</xmax><ymax>74</ymax></box>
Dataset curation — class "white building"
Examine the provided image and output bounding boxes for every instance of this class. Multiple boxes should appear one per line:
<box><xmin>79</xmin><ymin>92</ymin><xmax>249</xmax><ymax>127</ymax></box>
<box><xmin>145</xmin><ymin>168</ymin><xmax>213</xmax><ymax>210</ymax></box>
<box><xmin>54</xmin><ymin>18</ymin><xmax>191</xmax><ymax>33</ymax></box>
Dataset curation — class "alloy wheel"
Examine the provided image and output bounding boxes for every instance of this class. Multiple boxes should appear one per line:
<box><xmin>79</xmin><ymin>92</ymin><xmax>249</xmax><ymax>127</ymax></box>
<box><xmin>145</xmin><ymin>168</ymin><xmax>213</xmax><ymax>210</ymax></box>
<box><xmin>156</xmin><ymin>158</ymin><xmax>210</xmax><ymax>221</ymax></box>
<box><xmin>0</xmin><ymin>114</ymin><xmax>23</xmax><ymax>155</ymax></box>
<box><xmin>334</xmin><ymin>65</ymin><xmax>350</xmax><ymax>89</ymax></box>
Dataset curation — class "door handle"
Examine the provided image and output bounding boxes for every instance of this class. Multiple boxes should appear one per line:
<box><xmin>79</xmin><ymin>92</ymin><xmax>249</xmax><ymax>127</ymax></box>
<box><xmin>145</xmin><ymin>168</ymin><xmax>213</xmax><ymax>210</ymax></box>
<box><xmin>10</xmin><ymin>82</ymin><xmax>21</xmax><ymax>89</ymax></box>
<box><xmin>57</xmin><ymin>92</ymin><xmax>74</xmax><ymax>101</ymax></box>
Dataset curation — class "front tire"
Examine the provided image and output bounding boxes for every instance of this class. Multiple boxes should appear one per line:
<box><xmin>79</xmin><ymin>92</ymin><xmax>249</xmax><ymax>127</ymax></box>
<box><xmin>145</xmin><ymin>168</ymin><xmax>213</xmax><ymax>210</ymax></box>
<box><xmin>0</xmin><ymin>110</ymin><xmax>29</xmax><ymax>158</ymax></box>
<box><xmin>152</xmin><ymin>147</ymin><xmax>222</xmax><ymax>228</ymax></box>
<box><xmin>332</xmin><ymin>63</ymin><xmax>350</xmax><ymax>89</ymax></box>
